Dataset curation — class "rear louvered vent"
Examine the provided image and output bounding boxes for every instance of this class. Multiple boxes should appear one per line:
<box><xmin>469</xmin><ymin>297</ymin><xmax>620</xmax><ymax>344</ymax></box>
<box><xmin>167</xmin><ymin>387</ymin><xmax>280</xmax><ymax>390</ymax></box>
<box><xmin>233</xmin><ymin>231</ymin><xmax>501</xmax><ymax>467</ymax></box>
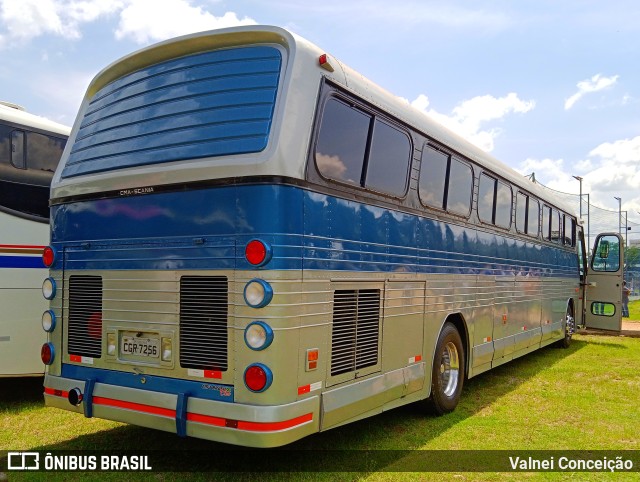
<box><xmin>68</xmin><ymin>275</ymin><xmax>103</xmax><ymax>358</ymax></box>
<box><xmin>180</xmin><ymin>276</ymin><xmax>228</xmax><ymax>371</ymax></box>
<box><xmin>331</xmin><ymin>289</ymin><xmax>381</xmax><ymax>376</ymax></box>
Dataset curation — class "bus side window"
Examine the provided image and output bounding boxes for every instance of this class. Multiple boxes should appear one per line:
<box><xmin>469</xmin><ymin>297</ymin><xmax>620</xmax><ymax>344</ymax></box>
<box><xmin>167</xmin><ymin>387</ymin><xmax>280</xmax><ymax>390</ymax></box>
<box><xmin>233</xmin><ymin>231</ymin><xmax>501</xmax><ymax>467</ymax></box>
<box><xmin>494</xmin><ymin>180</ymin><xmax>512</xmax><ymax>228</ymax></box>
<box><xmin>478</xmin><ymin>173</ymin><xmax>512</xmax><ymax>228</ymax></box>
<box><xmin>550</xmin><ymin>209</ymin><xmax>561</xmax><ymax>243</ymax></box>
<box><xmin>542</xmin><ymin>205</ymin><xmax>551</xmax><ymax>240</ymax></box>
<box><xmin>478</xmin><ymin>173</ymin><xmax>495</xmax><ymax>224</ymax></box>
<box><xmin>365</xmin><ymin>119</ymin><xmax>411</xmax><ymax>196</ymax></box>
<box><xmin>28</xmin><ymin>131</ymin><xmax>66</xmax><ymax>173</ymax></box>
<box><xmin>418</xmin><ymin>146</ymin><xmax>447</xmax><ymax>209</ymax></box>
<box><xmin>516</xmin><ymin>192</ymin><xmax>527</xmax><ymax>233</ymax></box>
<box><xmin>315</xmin><ymin>98</ymin><xmax>371</xmax><ymax>186</ymax></box>
<box><xmin>446</xmin><ymin>157</ymin><xmax>473</xmax><ymax>216</ymax></box>
<box><xmin>11</xmin><ymin>129</ymin><xmax>26</xmax><ymax>169</ymax></box>
<box><xmin>528</xmin><ymin>198</ymin><xmax>540</xmax><ymax>237</ymax></box>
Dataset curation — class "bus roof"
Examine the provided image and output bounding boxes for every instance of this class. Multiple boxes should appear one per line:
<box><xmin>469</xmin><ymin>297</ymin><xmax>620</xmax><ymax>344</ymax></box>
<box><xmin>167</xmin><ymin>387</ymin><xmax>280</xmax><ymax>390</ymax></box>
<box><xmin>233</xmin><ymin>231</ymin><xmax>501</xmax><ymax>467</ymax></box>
<box><xmin>0</xmin><ymin>102</ymin><xmax>71</xmax><ymax>137</ymax></box>
<box><xmin>53</xmin><ymin>25</ymin><xmax>575</xmax><ymax>216</ymax></box>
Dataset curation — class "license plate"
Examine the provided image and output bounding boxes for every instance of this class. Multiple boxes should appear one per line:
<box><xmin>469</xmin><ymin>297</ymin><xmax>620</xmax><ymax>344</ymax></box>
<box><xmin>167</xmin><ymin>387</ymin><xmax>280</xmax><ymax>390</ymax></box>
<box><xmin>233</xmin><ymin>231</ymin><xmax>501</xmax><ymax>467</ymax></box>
<box><xmin>121</xmin><ymin>335</ymin><xmax>160</xmax><ymax>358</ymax></box>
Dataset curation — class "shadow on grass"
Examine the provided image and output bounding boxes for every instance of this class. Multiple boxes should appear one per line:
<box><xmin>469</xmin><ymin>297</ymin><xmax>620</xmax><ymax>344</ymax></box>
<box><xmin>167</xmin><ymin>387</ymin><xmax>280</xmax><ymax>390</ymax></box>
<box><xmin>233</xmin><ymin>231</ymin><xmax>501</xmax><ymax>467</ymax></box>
<box><xmin>5</xmin><ymin>340</ymin><xmax>592</xmax><ymax>476</ymax></box>
<box><xmin>0</xmin><ymin>376</ymin><xmax>44</xmax><ymax>411</ymax></box>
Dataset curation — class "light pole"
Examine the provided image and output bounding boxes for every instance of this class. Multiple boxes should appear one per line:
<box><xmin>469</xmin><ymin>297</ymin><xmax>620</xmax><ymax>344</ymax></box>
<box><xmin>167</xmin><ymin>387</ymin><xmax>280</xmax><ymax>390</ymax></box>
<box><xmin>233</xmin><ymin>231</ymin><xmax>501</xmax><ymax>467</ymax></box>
<box><xmin>614</xmin><ymin>196</ymin><xmax>622</xmax><ymax>235</ymax></box>
<box><xmin>572</xmin><ymin>175</ymin><xmax>583</xmax><ymax>218</ymax></box>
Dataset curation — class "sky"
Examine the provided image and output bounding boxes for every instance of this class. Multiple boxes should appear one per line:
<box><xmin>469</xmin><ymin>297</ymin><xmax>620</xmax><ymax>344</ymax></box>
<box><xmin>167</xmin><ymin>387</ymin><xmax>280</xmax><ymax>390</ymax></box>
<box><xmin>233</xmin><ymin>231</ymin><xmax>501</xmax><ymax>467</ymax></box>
<box><xmin>1</xmin><ymin>0</ymin><xmax>639</xmax><ymax>237</ymax></box>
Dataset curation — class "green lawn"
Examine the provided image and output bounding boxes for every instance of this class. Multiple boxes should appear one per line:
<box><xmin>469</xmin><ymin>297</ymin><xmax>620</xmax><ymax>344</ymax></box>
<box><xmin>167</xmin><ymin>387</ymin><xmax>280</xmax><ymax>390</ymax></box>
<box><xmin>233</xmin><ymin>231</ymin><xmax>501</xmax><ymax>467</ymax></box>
<box><xmin>3</xmin><ymin>333</ymin><xmax>640</xmax><ymax>481</ymax></box>
<box><xmin>628</xmin><ymin>299</ymin><xmax>640</xmax><ymax>321</ymax></box>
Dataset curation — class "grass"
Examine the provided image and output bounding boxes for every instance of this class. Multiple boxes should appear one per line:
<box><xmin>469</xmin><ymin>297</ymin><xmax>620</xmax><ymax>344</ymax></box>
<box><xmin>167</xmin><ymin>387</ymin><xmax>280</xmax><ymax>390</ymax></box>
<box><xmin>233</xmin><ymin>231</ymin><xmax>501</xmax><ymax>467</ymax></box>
<box><xmin>628</xmin><ymin>299</ymin><xmax>640</xmax><ymax>322</ymax></box>
<box><xmin>3</xmin><ymin>334</ymin><xmax>640</xmax><ymax>481</ymax></box>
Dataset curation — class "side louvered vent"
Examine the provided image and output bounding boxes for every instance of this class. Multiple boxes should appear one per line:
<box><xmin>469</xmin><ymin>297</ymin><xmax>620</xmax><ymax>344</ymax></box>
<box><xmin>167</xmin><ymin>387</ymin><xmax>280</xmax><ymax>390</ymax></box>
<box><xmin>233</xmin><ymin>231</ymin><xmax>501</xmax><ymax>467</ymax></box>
<box><xmin>68</xmin><ymin>275</ymin><xmax>103</xmax><ymax>358</ymax></box>
<box><xmin>180</xmin><ymin>276</ymin><xmax>228</xmax><ymax>371</ymax></box>
<box><xmin>331</xmin><ymin>289</ymin><xmax>380</xmax><ymax>376</ymax></box>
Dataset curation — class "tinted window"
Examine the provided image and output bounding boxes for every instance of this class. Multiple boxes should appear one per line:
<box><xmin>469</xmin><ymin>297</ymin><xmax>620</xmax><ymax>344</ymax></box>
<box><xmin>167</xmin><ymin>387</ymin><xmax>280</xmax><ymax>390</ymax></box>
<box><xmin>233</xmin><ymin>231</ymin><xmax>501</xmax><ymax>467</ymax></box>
<box><xmin>478</xmin><ymin>173</ymin><xmax>495</xmax><ymax>224</ymax></box>
<box><xmin>542</xmin><ymin>205</ymin><xmax>551</xmax><ymax>240</ymax></box>
<box><xmin>0</xmin><ymin>124</ymin><xmax>10</xmax><ymax>163</ymax></box>
<box><xmin>551</xmin><ymin>209</ymin><xmax>561</xmax><ymax>243</ymax></box>
<box><xmin>418</xmin><ymin>146</ymin><xmax>447</xmax><ymax>209</ymax></box>
<box><xmin>365</xmin><ymin>119</ymin><xmax>411</xmax><ymax>196</ymax></box>
<box><xmin>28</xmin><ymin>132</ymin><xmax>66</xmax><ymax>172</ymax></box>
<box><xmin>528</xmin><ymin>198</ymin><xmax>540</xmax><ymax>236</ymax></box>
<box><xmin>316</xmin><ymin>98</ymin><xmax>371</xmax><ymax>186</ymax></box>
<box><xmin>495</xmin><ymin>181</ymin><xmax>512</xmax><ymax>228</ymax></box>
<box><xmin>447</xmin><ymin>157</ymin><xmax>472</xmax><ymax>216</ymax></box>
<box><xmin>11</xmin><ymin>130</ymin><xmax>25</xmax><ymax>169</ymax></box>
<box><xmin>0</xmin><ymin>123</ymin><xmax>66</xmax><ymax>220</ymax></box>
<box><xmin>516</xmin><ymin>192</ymin><xmax>527</xmax><ymax>233</ymax></box>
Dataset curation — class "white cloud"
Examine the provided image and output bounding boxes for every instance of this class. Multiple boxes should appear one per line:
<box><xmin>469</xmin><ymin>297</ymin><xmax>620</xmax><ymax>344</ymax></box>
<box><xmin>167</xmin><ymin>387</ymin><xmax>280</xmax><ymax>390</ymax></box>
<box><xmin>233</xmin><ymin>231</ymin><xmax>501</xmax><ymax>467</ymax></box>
<box><xmin>410</xmin><ymin>92</ymin><xmax>535</xmax><ymax>152</ymax></box>
<box><xmin>588</xmin><ymin>135</ymin><xmax>640</xmax><ymax>164</ymax></box>
<box><xmin>564</xmin><ymin>73</ymin><xmax>619</xmax><ymax>110</ymax></box>
<box><xmin>516</xmin><ymin>135</ymin><xmax>640</xmax><ymax>217</ymax></box>
<box><xmin>0</xmin><ymin>0</ymin><xmax>255</xmax><ymax>48</ymax></box>
<box><xmin>0</xmin><ymin>0</ymin><xmax>122</xmax><ymax>46</ymax></box>
<box><xmin>115</xmin><ymin>0</ymin><xmax>256</xmax><ymax>44</ymax></box>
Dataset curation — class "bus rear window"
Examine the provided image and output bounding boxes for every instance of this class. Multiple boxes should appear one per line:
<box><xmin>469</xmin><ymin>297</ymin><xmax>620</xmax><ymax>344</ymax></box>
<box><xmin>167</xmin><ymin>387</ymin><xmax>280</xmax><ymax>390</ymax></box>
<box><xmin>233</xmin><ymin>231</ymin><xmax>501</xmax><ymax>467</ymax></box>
<box><xmin>61</xmin><ymin>46</ymin><xmax>282</xmax><ymax>178</ymax></box>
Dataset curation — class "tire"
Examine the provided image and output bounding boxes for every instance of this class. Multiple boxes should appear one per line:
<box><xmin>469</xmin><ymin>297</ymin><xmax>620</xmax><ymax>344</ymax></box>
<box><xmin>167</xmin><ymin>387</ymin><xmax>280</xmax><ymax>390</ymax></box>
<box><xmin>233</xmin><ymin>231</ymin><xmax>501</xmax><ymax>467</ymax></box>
<box><xmin>429</xmin><ymin>322</ymin><xmax>465</xmax><ymax>415</ymax></box>
<box><xmin>557</xmin><ymin>305</ymin><xmax>574</xmax><ymax>349</ymax></box>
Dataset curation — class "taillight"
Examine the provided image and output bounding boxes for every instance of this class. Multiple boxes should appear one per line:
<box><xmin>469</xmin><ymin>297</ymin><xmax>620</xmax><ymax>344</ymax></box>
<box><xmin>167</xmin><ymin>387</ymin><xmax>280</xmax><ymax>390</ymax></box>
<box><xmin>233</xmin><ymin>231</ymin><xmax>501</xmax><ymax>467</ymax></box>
<box><xmin>244</xmin><ymin>363</ymin><xmax>273</xmax><ymax>392</ymax></box>
<box><xmin>42</xmin><ymin>246</ymin><xmax>55</xmax><ymax>267</ymax></box>
<box><xmin>245</xmin><ymin>239</ymin><xmax>272</xmax><ymax>267</ymax></box>
<box><xmin>41</xmin><ymin>342</ymin><xmax>55</xmax><ymax>365</ymax></box>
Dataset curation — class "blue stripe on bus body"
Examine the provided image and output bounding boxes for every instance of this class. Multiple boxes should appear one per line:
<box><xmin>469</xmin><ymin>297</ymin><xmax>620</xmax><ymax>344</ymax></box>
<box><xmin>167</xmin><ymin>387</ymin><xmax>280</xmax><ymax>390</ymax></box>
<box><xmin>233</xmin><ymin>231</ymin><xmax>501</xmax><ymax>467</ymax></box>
<box><xmin>51</xmin><ymin>184</ymin><xmax>579</xmax><ymax>276</ymax></box>
<box><xmin>0</xmin><ymin>255</ymin><xmax>45</xmax><ymax>269</ymax></box>
<box><xmin>61</xmin><ymin>46</ymin><xmax>282</xmax><ymax>179</ymax></box>
<box><xmin>61</xmin><ymin>364</ymin><xmax>234</xmax><ymax>403</ymax></box>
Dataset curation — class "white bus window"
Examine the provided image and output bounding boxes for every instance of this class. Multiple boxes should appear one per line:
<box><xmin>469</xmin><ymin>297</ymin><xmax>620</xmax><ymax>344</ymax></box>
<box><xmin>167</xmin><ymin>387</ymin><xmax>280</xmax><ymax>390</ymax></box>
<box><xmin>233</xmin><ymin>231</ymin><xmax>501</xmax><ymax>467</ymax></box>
<box><xmin>447</xmin><ymin>157</ymin><xmax>472</xmax><ymax>216</ymax></box>
<box><xmin>365</xmin><ymin>119</ymin><xmax>411</xmax><ymax>196</ymax></box>
<box><xmin>418</xmin><ymin>146</ymin><xmax>447</xmax><ymax>209</ymax></box>
<box><xmin>316</xmin><ymin>98</ymin><xmax>370</xmax><ymax>186</ymax></box>
<box><xmin>11</xmin><ymin>130</ymin><xmax>25</xmax><ymax>169</ymax></box>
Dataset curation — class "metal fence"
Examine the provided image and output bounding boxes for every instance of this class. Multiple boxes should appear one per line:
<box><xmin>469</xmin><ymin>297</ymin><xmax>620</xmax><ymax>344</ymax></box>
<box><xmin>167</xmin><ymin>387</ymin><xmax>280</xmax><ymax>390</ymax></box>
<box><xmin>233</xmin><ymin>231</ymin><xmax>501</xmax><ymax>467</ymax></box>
<box><xmin>526</xmin><ymin>175</ymin><xmax>640</xmax><ymax>250</ymax></box>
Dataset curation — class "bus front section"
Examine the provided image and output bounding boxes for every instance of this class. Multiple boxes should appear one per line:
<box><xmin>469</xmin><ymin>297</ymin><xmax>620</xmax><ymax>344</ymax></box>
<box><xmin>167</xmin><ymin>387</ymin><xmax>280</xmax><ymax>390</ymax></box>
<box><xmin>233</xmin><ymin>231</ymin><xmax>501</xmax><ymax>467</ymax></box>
<box><xmin>42</xmin><ymin>27</ymin><xmax>324</xmax><ymax>448</ymax></box>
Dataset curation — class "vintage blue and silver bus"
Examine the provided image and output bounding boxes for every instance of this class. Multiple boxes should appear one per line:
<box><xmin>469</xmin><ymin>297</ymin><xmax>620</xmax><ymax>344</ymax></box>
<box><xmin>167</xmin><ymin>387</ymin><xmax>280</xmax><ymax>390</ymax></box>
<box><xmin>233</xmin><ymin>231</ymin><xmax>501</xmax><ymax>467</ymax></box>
<box><xmin>0</xmin><ymin>101</ymin><xmax>69</xmax><ymax>377</ymax></box>
<box><xmin>42</xmin><ymin>26</ymin><xmax>623</xmax><ymax>447</ymax></box>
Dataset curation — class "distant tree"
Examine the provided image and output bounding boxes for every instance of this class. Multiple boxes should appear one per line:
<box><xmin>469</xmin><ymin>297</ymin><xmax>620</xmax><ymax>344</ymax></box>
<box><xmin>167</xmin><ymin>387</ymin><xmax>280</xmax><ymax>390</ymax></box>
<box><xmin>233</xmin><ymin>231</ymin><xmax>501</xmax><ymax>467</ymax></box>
<box><xmin>625</xmin><ymin>246</ymin><xmax>640</xmax><ymax>270</ymax></box>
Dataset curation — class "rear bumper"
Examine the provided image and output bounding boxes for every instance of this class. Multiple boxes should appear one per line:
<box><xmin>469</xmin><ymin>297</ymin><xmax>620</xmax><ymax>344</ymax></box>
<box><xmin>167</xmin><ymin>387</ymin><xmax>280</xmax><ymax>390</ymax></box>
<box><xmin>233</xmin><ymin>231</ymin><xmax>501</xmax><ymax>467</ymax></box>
<box><xmin>44</xmin><ymin>372</ymin><xmax>319</xmax><ymax>448</ymax></box>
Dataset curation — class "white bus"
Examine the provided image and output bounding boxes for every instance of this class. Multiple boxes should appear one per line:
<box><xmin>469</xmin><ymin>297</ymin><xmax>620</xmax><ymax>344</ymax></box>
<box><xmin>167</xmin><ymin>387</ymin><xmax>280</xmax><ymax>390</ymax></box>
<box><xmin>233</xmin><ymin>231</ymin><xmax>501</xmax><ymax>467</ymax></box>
<box><xmin>0</xmin><ymin>102</ymin><xmax>69</xmax><ymax>376</ymax></box>
<box><xmin>42</xmin><ymin>26</ymin><xmax>622</xmax><ymax>446</ymax></box>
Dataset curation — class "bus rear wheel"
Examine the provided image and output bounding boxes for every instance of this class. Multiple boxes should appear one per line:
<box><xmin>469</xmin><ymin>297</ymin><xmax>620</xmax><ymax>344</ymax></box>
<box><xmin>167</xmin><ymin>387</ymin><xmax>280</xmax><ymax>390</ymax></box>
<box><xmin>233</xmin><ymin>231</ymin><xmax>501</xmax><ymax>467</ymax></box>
<box><xmin>557</xmin><ymin>305</ymin><xmax>574</xmax><ymax>349</ymax></box>
<box><xmin>428</xmin><ymin>322</ymin><xmax>464</xmax><ymax>415</ymax></box>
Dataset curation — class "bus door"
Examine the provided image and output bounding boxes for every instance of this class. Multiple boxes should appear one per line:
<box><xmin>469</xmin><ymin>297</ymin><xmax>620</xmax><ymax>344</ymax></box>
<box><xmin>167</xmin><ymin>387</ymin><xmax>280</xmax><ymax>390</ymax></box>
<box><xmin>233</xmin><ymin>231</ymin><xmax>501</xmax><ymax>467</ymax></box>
<box><xmin>584</xmin><ymin>233</ymin><xmax>624</xmax><ymax>332</ymax></box>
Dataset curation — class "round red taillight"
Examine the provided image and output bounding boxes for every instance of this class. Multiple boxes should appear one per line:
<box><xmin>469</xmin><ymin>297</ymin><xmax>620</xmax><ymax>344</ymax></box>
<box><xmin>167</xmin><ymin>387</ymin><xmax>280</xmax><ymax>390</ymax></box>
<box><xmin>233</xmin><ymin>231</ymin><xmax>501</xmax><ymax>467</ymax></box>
<box><xmin>41</xmin><ymin>343</ymin><xmax>54</xmax><ymax>365</ymax></box>
<box><xmin>244</xmin><ymin>364</ymin><xmax>272</xmax><ymax>392</ymax></box>
<box><xmin>245</xmin><ymin>240</ymin><xmax>268</xmax><ymax>266</ymax></box>
<box><xmin>43</xmin><ymin>247</ymin><xmax>55</xmax><ymax>267</ymax></box>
